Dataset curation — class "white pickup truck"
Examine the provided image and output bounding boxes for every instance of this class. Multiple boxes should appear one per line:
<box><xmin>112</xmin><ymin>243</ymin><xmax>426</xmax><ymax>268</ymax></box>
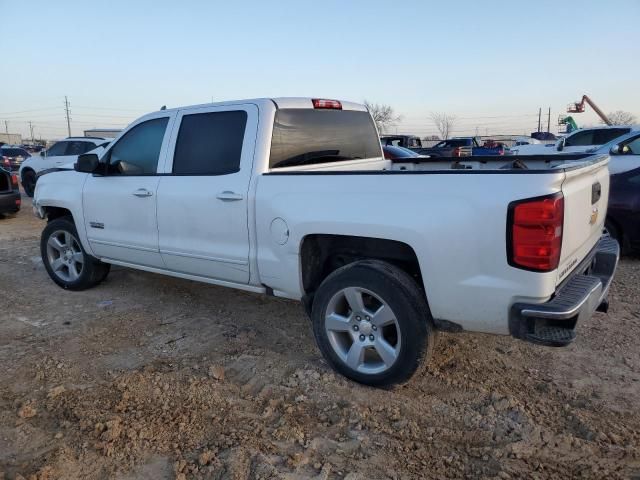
<box><xmin>33</xmin><ymin>97</ymin><xmax>619</xmax><ymax>386</ymax></box>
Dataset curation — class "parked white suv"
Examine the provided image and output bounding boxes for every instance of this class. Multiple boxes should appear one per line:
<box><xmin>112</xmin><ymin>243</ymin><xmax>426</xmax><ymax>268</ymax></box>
<box><xmin>32</xmin><ymin>98</ymin><xmax>619</xmax><ymax>386</ymax></box>
<box><xmin>19</xmin><ymin>136</ymin><xmax>111</xmax><ymax>196</ymax></box>
<box><xmin>511</xmin><ymin>126</ymin><xmax>634</xmax><ymax>155</ymax></box>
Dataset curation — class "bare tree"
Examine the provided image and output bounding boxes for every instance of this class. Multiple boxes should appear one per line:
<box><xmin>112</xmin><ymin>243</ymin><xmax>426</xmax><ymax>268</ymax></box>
<box><xmin>430</xmin><ymin>112</ymin><xmax>456</xmax><ymax>140</ymax></box>
<box><xmin>605</xmin><ymin>110</ymin><xmax>637</xmax><ymax>125</ymax></box>
<box><xmin>364</xmin><ymin>101</ymin><xmax>402</xmax><ymax>133</ymax></box>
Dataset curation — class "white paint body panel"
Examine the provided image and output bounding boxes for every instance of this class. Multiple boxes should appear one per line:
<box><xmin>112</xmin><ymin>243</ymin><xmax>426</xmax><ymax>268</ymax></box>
<box><xmin>33</xmin><ymin>97</ymin><xmax>611</xmax><ymax>337</ymax></box>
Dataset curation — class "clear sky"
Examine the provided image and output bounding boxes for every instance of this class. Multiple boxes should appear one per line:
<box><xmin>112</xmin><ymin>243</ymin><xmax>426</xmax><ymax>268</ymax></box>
<box><xmin>1</xmin><ymin>0</ymin><xmax>638</xmax><ymax>139</ymax></box>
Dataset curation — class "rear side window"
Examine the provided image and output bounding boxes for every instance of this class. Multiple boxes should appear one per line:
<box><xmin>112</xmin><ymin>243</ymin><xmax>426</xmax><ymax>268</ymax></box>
<box><xmin>66</xmin><ymin>141</ymin><xmax>92</xmax><ymax>155</ymax></box>
<box><xmin>593</xmin><ymin>128</ymin><xmax>630</xmax><ymax>145</ymax></box>
<box><xmin>173</xmin><ymin>111</ymin><xmax>247</xmax><ymax>175</ymax></box>
<box><xmin>106</xmin><ymin>117</ymin><xmax>168</xmax><ymax>175</ymax></box>
<box><xmin>269</xmin><ymin>109</ymin><xmax>380</xmax><ymax>169</ymax></box>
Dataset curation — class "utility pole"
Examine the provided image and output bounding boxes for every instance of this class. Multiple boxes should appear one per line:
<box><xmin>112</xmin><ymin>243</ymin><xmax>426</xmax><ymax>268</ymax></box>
<box><xmin>64</xmin><ymin>96</ymin><xmax>72</xmax><ymax>137</ymax></box>
<box><xmin>29</xmin><ymin>121</ymin><xmax>34</xmax><ymax>142</ymax></box>
<box><xmin>547</xmin><ymin>107</ymin><xmax>551</xmax><ymax>134</ymax></box>
<box><xmin>537</xmin><ymin>108</ymin><xmax>542</xmax><ymax>133</ymax></box>
<box><xmin>4</xmin><ymin>120</ymin><xmax>8</xmax><ymax>134</ymax></box>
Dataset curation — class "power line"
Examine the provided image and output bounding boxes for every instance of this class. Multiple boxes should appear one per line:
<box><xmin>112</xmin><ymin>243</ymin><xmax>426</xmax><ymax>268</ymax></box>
<box><xmin>0</xmin><ymin>107</ymin><xmax>60</xmax><ymax>116</ymax></box>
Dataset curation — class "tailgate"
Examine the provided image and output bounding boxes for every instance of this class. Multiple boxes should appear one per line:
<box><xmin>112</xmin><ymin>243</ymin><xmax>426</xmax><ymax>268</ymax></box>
<box><xmin>556</xmin><ymin>156</ymin><xmax>610</xmax><ymax>285</ymax></box>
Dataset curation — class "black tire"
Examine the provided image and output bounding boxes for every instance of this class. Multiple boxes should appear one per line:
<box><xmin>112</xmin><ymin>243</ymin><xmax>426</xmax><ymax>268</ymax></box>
<box><xmin>22</xmin><ymin>169</ymin><xmax>36</xmax><ymax>197</ymax></box>
<box><xmin>605</xmin><ymin>218</ymin><xmax>627</xmax><ymax>254</ymax></box>
<box><xmin>41</xmin><ymin>216</ymin><xmax>110</xmax><ymax>290</ymax></box>
<box><xmin>311</xmin><ymin>259</ymin><xmax>434</xmax><ymax>387</ymax></box>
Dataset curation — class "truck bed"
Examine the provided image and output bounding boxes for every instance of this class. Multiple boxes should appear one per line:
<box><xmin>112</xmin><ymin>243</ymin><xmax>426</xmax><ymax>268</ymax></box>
<box><xmin>257</xmin><ymin>153</ymin><xmax>610</xmax><ymax>335</ymax></box>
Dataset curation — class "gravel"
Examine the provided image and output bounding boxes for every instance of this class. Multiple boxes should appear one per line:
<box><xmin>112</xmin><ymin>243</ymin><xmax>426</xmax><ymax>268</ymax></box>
<box><xmin>0</xmin><ymin>198</ymin><xmax>639</xmax><ymax>479</ymax></box>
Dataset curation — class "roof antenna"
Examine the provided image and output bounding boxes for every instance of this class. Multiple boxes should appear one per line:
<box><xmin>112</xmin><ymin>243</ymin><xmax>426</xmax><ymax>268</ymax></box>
<box><xmin>160</xmin><ymin>105</ymin><xmax>166</xmax><ymax>110</ymax></box>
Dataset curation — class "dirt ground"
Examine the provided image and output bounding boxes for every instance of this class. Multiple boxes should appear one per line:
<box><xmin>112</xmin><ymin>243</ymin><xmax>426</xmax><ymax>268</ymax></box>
<box><xmin>0</xmin><ymin>196</ymin><xmax>639</xmax><ymax>480</ymax></box>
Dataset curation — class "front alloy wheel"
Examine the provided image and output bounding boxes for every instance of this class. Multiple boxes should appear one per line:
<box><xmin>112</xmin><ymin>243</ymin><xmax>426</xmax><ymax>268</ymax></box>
<box><xmin>46</xmin><ymin>230</ymin><xmax>85</xmax><ymax>282</ymax></box>
<box><xmin>40</xmin><ymin>216</ymin><xmax>110</xmax><ymax>290</ymax></box>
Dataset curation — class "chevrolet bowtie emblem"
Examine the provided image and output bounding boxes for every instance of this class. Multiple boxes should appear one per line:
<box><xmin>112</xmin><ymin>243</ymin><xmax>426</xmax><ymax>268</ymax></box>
<box><xmin>589</xmin><ymin>207</ymin><xmax>599</xmax><ymax>225</ymax></box>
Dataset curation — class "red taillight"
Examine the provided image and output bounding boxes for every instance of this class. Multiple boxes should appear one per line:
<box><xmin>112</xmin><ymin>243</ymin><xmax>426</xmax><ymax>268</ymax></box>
<box><xmin>312</xmin><ymin>99</ymin><xmax>342</xmax><ymax>110</ymax></box>
<box><xmin>452</xmin><ymin>147</ymin><xmax>461</xmax><ymax>157</ymax></box>
<box><xmin>508</xmin><ymin>193</ymin><xmax>564</xmax><ymax>272</ymax></box>
<box><xmin>11</xmin><ymin>174</ymin><xmax>18</xmax><ymax>187</ymax></box>
<box><xmin>15</xmin><ymin>198</ymin><xmax>21</xmax><ymax>206</ymax></box>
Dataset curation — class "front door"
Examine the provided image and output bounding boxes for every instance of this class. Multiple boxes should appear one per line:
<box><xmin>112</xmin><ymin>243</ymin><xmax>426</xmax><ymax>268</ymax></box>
<box><xmin>157</xmin><ymin>104</ymin><xmax>258</xmax><ymax>283</ymax></box>
<box><xmin>83</xmin><ymin>114</ymin><xmax>173</xmax><ymax>268</ymax></box>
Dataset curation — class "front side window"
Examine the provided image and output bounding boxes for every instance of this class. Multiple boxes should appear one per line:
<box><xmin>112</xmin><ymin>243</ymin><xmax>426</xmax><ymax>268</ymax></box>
<box><xmin>269</xmin><ymin>109</ymin><xmax>380</xmax><ymax>169</ymax></box>
<box><xmin>173</xmin><ymin>110</ymin><xmax>247</xmax><ymax>175</ymax></box>
<box><xmin>45</xmin><ymin>142</ymin><xmax>67</xmax><ymax>156</ymax></box>
<box><xmin>106</xmin><ymin>117</ymin><xmax>168</xmax><ymax>175</ymax></box>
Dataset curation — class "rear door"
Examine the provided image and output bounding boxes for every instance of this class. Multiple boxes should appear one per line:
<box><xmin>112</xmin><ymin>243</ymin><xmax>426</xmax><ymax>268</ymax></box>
<box><xmin>83</xmin><ymin>114</ymin><xmax>174</xmax><ymax>268</ymax></box>
<box><xmin>556</xmin><ymin>157</ymin><xmax>610</xmax><ymax>284</ymax></box>
<box><xmin>156</xmin><ymin>104</ymin><xmax>258</xmax><ymax>283</ymax></box>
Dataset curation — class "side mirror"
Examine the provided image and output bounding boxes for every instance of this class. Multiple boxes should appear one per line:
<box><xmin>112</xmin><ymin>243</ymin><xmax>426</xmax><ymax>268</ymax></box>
<box><xmin>557</xmin><ymin>138</ymin><xmax>566</xmax><ymax>152</ymax></box>
<box><xmin>75</xmin><ymin>153</ymin><xmax>101</xmax><ymax>174</ymax></box>
<box><xmin>610</xmin><ymin>144</ymin><xmax>622</xmax><ymax>155</ymax></box>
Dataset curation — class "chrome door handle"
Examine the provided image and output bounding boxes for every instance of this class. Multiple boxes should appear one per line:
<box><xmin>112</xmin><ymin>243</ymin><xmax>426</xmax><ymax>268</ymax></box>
<box><xmin>216</xmin><ymin>191</ymin><xmax>243</xmax><ymax>201</ymax></box>
<box><xmin>133</xmin><ymin>188</ymin><xmax>153</xmax><ymax>197</ymax></box>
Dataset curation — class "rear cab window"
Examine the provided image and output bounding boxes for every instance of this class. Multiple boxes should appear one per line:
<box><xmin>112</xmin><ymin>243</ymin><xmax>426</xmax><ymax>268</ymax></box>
<box><xmin>269</xmin><ymin>109</ymin><xmax>381</xmax><ymax>169</ymax></box>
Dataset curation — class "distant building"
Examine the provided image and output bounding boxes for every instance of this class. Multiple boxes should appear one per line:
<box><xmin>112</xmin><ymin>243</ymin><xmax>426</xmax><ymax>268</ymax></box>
<box><xmin>0</xmin><ymin>133</ymin><xmax>22</xmax><ymax>145</ymax></box>
<box><xmin>83</xmin><ymin>128</ymin><xmax>121</xmax><ymax>139</ymax></box>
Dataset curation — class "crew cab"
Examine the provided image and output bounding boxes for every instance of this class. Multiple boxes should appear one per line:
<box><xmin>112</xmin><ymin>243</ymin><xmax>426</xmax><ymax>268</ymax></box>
<box><xmin>33</xmin><ymin>98</ymin><xmax>618</xmax><ymax>387</ymax></box>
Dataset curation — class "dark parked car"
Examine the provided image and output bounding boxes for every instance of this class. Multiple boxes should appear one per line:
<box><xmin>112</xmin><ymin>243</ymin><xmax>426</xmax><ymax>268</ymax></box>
<box><xmin>0</xmin><ymin>167</ymin><xmax>21</xmax><ymax>215</ymax></box>
<box><xmin>0</xmin><ymin>146</ymin><xmax>31</xmax><ymax>172</ymax></box>
<box><xmin>607</xmin><ymin>166</ymin><xmax>640</xmax><ymax>252</ymax></box>
<box><xmin>382</xmin><ymin>145</ymin><xmax>426</xmax><ymax>161</ymax></box>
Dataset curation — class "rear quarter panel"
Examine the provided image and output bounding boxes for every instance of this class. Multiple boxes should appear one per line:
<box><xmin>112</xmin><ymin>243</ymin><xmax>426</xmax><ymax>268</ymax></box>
<box><xmin>255</xmin><ymin>171</ymin><xmax>566</xmax><ymax>335</ymax></box>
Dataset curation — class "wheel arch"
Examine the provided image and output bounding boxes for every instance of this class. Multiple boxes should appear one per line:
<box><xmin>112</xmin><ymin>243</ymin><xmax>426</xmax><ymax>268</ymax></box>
<box><xmin>299</xmin><ymin>234</ymin><xmax>426</xmax><ymax>309</ymax></box>
<box><xmin>43</xmin><ymin>206</ymin><xmax>74</xmax><ymax>222</ymax></box>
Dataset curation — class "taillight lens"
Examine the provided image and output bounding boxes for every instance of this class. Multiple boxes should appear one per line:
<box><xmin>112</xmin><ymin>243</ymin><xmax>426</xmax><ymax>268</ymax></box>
<box><xmin>508</xmin><ymin>193</ymin><xmax>564</xmax><ymax>272</ymax></box>
<box><xmin>312</xmin><ymin>99</ymin><xmax>342</xmax><ymax>110</ymax></box>
<box><xmin>452</xmin><ymin>147</ymin><xmax>461</xmax><ymax>157</ymax></box>
<box><xmin>11</xmin><ymin>174</ymin><xmax>18</xmax><ymax>187</ymax></box>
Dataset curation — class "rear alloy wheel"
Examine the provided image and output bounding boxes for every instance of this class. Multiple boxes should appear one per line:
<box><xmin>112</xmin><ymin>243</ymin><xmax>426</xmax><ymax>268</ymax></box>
<box><xmin>324</xmin><ymin>287</ymin><xmax>402</xmax><ymax>375</ymax></box>
<box><xmin>22</xmin><ymin>170</ymin><xmax>36</xmax><ymax>197</ymax></box>
<box><xmin>41</xmin><ymin>216</ymin><xmax>110</xmax><ymax>290</ymax></box>
<box><xmin>312</xmin><ymin>260</ymin><xmax>434</xmax><ymax>387</ymax></box>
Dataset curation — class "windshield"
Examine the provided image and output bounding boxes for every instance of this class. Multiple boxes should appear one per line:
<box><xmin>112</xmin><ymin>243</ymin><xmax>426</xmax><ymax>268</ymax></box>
<box><xmin>269</xmin><ymin>109</ymin><xmax>381</xmax><ymax>169</ymax></box>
